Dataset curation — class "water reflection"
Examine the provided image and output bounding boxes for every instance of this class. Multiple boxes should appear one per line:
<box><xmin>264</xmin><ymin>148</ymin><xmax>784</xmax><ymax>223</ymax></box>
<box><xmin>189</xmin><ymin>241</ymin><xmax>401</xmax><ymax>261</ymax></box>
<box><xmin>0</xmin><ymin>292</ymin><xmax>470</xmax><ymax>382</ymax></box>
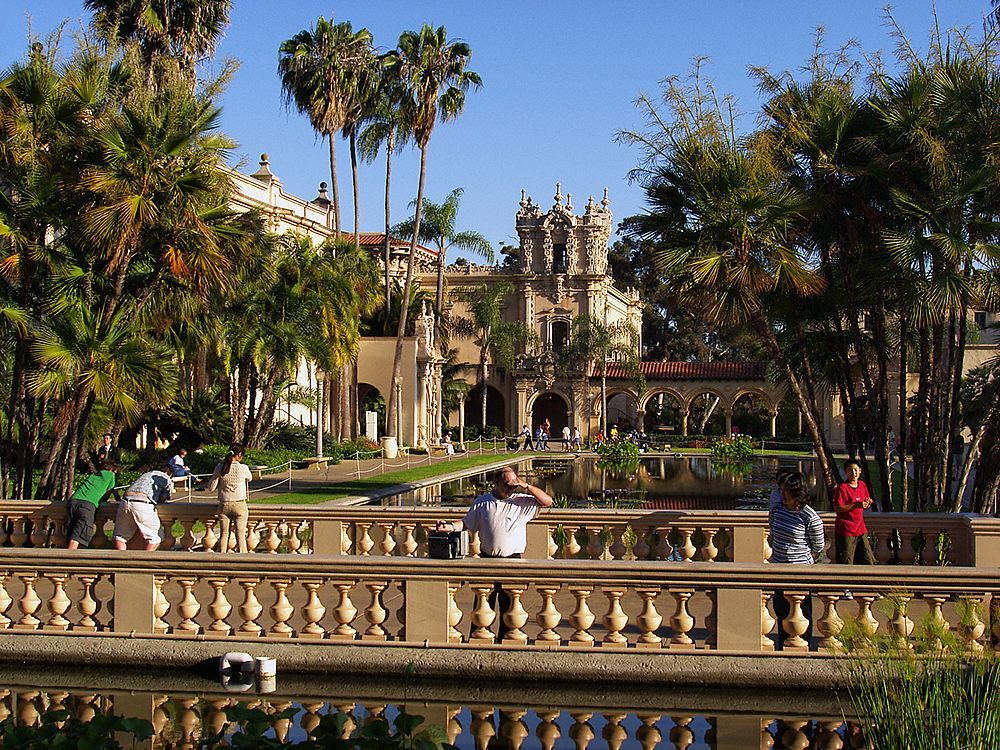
<box><xmin>0</xmin><ymin>667</ymin><xmax>862</xmax><ymax>749</ymax></box>
<box><xmin>382</xmin><ymin>456</ymin><xmax>823</xmax><ymax>510</ymax></box>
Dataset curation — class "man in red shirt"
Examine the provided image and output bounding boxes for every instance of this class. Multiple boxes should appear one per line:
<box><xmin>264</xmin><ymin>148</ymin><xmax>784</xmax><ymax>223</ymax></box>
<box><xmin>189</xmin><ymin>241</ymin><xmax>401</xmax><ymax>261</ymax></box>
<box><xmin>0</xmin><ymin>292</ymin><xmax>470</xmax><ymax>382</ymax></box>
<box><xmin>834</xmin><ymin>459</ymin><xmax>876</xmax><ymax>564</ymax></box>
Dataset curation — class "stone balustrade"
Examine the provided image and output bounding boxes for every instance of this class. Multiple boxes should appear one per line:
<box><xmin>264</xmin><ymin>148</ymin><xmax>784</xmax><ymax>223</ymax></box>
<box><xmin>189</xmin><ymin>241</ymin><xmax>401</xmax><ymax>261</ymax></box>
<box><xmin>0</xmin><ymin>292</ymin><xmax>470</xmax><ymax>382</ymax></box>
<box><xmin>1</xmin><ymin>501</ymin><xmax>998</xmax><ymax>566</ymax></box>
<box><xmin>0</xmin><ymin>548</ymin><xmax>996</xmax><ymax>657</ymax></box>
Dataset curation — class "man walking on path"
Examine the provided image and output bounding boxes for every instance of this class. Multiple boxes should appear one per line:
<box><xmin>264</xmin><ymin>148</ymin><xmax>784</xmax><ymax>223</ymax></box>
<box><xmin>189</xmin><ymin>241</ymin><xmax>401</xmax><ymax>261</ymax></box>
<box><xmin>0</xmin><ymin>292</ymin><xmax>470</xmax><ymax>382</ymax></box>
<box><xmin>436</xmin><ymin>465</ymin><xmax>553</xmax><ymax>640</ymax></box>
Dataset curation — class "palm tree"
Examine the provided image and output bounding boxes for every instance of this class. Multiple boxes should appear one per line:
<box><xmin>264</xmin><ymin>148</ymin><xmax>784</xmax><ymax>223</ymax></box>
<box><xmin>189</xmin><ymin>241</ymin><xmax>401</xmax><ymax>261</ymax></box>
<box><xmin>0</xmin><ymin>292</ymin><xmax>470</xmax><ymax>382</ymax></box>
<box><xmin>451</xmin><ymin>283</ymin><xmax>535</xmax><ymax>433</ymax></box>
<box><xmin>85</xmin><ymin>0</ymin><xmax>232</xmax><ymax>86</ymax></box>
<box><xmin>359</xmin><ymin>59</ymin><xmax>411</xmax><ymax>325</ymax></box>
<box><xmin>559</xmin><ymin>315</ymin><xmax>642</xmax><ymax>437</ymax></box>
<box><xmin>278</xmin><ymin>18</ymin><xmax>375</xmax><ymax>239</ymax></box>
<box><xmin>384</xmin><ymin>24</ymin><xmax>482</xmax><ymax>441</ymax></box>
<box><xmin>394</xmin><ymin>187</ymin><xmax>494</xmax><ymax>332</ymax></box>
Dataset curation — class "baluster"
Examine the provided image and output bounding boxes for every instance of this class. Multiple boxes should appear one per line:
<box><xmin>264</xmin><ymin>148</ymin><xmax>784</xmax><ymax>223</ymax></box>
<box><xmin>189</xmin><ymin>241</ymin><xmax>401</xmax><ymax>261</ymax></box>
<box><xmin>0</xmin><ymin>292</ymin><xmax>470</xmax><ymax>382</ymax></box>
<box><xmin>202</xmin><ymin>519</ymin><xmax>218</xmax><ymax>553</ymax></box>
<box><xmin>356</xmin><ymin>523</ymin><xmax>374</xmax><ymax>556</ymax></box>
<box><xmin>238</xmin><ymin>578</ymin><xmax>264</xmax><ymax>635</ymax></box>
<box><xmin>635</xmin><ymin>588</ymin><xmax>663</xmax><ymax>648</ymax></box>
<box><xmin>924</xmin><ymin>594</ymin><xmax>950</xmax><ymax>651</ymax></box>
<box><xmin>247</xmin><ymin>521</ymin><xmax>262</xmax><ymax>552</ymax></box>
<box><xmin>568</xmin><ymin>711</ymin><xmax>594</xmax><ymax>750</ymax></box>
<box><xmin>300</xmin><ymin>701</ymin><xmax>324</xmax><ymax>738</ymax></box>
<box><xmin>174</xmin><ymin>578</ymin><xmax>202</xmax><ymax>634</ymax></box>
<box><xmin>160</xmin><ymin>519</ymin><xmax>176</xmax><ymax>551</ymax></box>
<box><xmin>262</xmin><ymin>522</ymin><xmax>280</xmax><ymax>553</ymax></box>
<box><xmin>568</xmin><ymin>586</ymin><xmax>595</xmax><ymax>647</ymax></box>
<box><xmin>75</xmin><ymin>575</ymin><xmax>99</xmax><ymax>631</ymax></box>
<box><xmin>9</xmin><ymin>516</ymin><xmax>28</xmax><ymax>547</ymax></box>
<box><xmin>469</xmin><ymin>583</ymin><xmax>496</xmax><ymax>643</ymax></box>
<box><xmin>270</xmin><ymin>700</ymin><xmax>294</xmax><ymax>743</ymax></box>
<box><xmin>331</xmin><ymin>581</ymin><xmax>357</xmax><ymax>639</ymax></box>
<box><xmin>502</xmin><ymin>586</ymin><xmax>529</xmax><ymax>644</ymax></box>
<box><xmin>676</xmin><ymin>527</ymin><xmax>696</xmax><ymax>561</ymax></box>
<box><xmin>853</xmin><ymin>593</ymin><xmax>879</xmax><ymax>640</ymax></box>
<box><xmin>289</xmin><ymin>521</ymin><xmax>306</xmax><ymax>553</ymax></box>
<box><xmin>17</xmin><ymin>691</ymin><xmax>41</xmax><ymax>727</ymax></box>
<box><xmin>544</xmin><ymin>525</ymin><xmax>558</xmax><ymax>559</ymax></box>
<box><xmin>608</xmin><ymin>526</ymin><xmax>627</xmax><ymax>559</ymax></box>
<box><xmin>0</xmin><ymin>574</ymin><xmax>12</xmax><ymax>629</ymax></box>
<box><xmin>470</xmin><ymin>707</ymin><xmax>496</xmax><ymax>750</ymax></box>
<box><xmin>378</xmin><ymin>523</ymin><xmax>396</xmax><ymax>556</ymax></box>
<box><xmin>446</xmin><ymin>583</ymin><xmax>463</xmax><ymax>643</ymax></box>
<box><xmin>178</xmin><ymin>520</ymin><xmax>196</xmax><ymax>551</ymax></box>
<box><xmin>535</xmin><ymin>585</ymin><xmax>562</xmax><ymax>643</ymax></box>
<box><xmin>635</xmin><ymin>713</ymin><xmax>662</xmax><ymax>750</ymax></box>
<box><xmin>394</xmin><ymin>582</ymin><xmax>406</xmax><ymax>640</ymax></box>
<box><xmin>0</xmin><ymin>517</ymin><xmax>9</xmax><ymax>546</ymax></box>
<box><xmin>499</xmin><ymin>709</ymin><xmax>529</xmax><ymax>750</ymax></box>
<box><xmin>888</xmin><ymin>593</ymin><xmax>914</xmax><ymax>650</ymax></box>
<box><xmin>563</xmin><ymin>526</ymin><xmax>581</xmax><ymax>558</ymax></box>
<box><xmin>703</xmin><ymin>589</ymin><xmax>717</xmax><ymax>649</ymax></box>
<box><xmin>14</xmin><ymin>574</ymin><xmax>41</xmax><ymax>630</ymax></box>
<box><xmin>90</xmin><ymin>516</ymin><xmax>109</xmax><ymax>549</ymax></box>
<box><xmin>49</xmin><ymin>517</ymin><xmax>66</xmax><ymax>548</ymax></box>
<box><xmin>601</xmin><ymin>713</ymin><xmax>628</xmax><ymax>750</ymax></box>
<box><xmin>632</xmin><ymin>526</ymin><xmax>651</xmax><ymax>560</ymax></box>
<box><xmin>29</xmin><ymin>515</ymin><xmax>50</xmax><ymax>547</ymax></box>
<box><xmin>205</xmin><ymin>699</ymin><xmax>232</xmax><ymax>739</ymax></box>
<box><xmin>669</xmin><ymin>717</ymin><xmax>695</xmax><ymax>750</ymax></box>
<box><xmin>898</xmin><ymin>531</ymin><xmax>916</xmax><ymax>565</ymax></box>
<box><xmin>700</xmin><ymin>527</ymin><xmax>719</xmax><ymax>562</ymax></box>
<box><xmin>399</xmin><ymin>524</ymin><xmax>418</xmax><ymax>556</ymax></box>
<box><xmin>469</xmin><ymin>529</ymin><xmax>481</xmax><ymax>558</ymax></box>
<box><xmin>364</xmin><ymin>581</ymin><xmax>389</xmax><ymax>641</ymax></box>
<box><xmin>0</xmin><ymin>690</ymin><xmax>10</xmax><ymax>723</ymax></box>
<box><xmin>654</xmin><ymin>527</ymin><xmax>674</xmax><ymax>560</ymax></box>
<box><xmin>602</xmin><ymin>588</ymin><xmax>628</xmax><ymax>646</ymax></box>
<box><xmin>957</xmin><ymin>594</ymin><xmax>987</xmax><ymax>654</ymax></box>
<box><xmin>535</xmin><ymin>709</ymin><xmax>562</xmax><ymax>750</ymax></box>
<box><xmin>446</xmin><ymin>707</ymin><xmax>463</xmax><ymax>747</ymax></box>
<box><xmin>668</xmin><ymin>589</ymin><xmax>695</xmax><ymax>649</ymax></box>
<box><xmin>153</xmin><ymin>576</ymin><xmax>170</xmax><ymax>633</ymax></box>
<box><xmin>44</xmin><ymin>574</ymin><xmax>71</xmax><ymax>631</ymax></box>
<box><xmin>763</xmin><ymin>531</ymin><xmax>772</xmax><ymax>562</ymax></box>
<box><xmin>781</xmin><ymin>593</ymin><xmax>811</xmax><ymax>651</ymax></box>
<box><xmin>585</xmin><ymin>527</ymin><xmax>603</xmax><ymax>560</ymax></box>
<box><xmin>176</xmin><ymin>698</ymin><xmax>200</xmax><ymax>745</ymax></box>
<box><xmin>761</xmin><ymin>592</ymin><xmax>776</xmax><ymax>650</ymax></box>
<box><xmin>816</xmin><ymin>593</ymin><xmax>844</xmax><ymax>651</ymax></box>
<box><xmin>340</xmin><ymin>523</ymin><xmax>352</xmax><ymax>554</ymax></box>
<box><xmin>206</xmin><ymin>578</ymin><xmax>232</xmax><ymax>635</ymax></box>
<box><xmin>815</xmin><ymin>721</ymin><xmax>845</xmax><ymax>748</ymax></box>
<box><xmin>300</xmin><ymin>579</ymin><xmax>326</xmax><ymax>638</ymax></box>
<box><xmin>876</xmin><ymin>528</ymin><xmax>895</xmax><ymax>564</ymax></box>
<box><xmin>268</xmin><ymin>578</ymin><xmax>294</xmax><ymax>637</ymax></box>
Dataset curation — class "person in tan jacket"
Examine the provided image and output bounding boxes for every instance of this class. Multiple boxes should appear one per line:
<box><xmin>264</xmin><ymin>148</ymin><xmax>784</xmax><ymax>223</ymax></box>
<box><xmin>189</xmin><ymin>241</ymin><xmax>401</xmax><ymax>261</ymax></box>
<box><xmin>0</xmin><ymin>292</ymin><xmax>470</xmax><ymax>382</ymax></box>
<box><xmin>208</xmin><ymin>443</ymin><xmax>253</xmax><ymax>552</ymax></box>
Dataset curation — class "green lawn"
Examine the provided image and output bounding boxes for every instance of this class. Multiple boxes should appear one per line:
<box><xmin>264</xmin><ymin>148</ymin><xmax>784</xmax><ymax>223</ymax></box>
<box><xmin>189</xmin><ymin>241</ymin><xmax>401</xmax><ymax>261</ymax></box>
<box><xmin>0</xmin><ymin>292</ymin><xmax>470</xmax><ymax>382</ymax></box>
<box><xmin>249</xmin><ymin>452</ymin><xmax>522</xmax><ymax>504</ymax></box>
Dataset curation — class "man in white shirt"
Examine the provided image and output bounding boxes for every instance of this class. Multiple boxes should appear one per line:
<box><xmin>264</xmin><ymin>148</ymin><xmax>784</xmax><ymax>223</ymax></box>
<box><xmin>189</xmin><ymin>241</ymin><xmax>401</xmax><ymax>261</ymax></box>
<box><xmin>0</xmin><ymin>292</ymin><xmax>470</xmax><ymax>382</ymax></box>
<box><xmin>437</xmin><ymin>465</ymin><xmax>553</xmax><ymax>639</ymax></box>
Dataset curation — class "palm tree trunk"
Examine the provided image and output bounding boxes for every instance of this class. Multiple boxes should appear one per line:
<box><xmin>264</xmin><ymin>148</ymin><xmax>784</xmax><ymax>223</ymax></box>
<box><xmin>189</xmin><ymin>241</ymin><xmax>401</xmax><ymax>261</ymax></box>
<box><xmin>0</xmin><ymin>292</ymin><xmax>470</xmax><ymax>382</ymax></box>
<box><xmin>350</xmin><ymin>130</ymin><xmax>361</xmax><ymax>250</ymax></box>
<box><xmin>899</xmin><ymin>317</ymin><xmax>910</xmax><ymax>511</ymax></box>
<box><xmin>328</xmin><ymin>134</ymin><xmax>341</xmax><ymax>238</ymax></box>
<box><xmin>481</xmin><ymin>367</ymin><xmax>488</xmax><ymax>436</ymax></box>
<box><xmin>388</xmin><ymin>144</ymin><xmax>429</xmax><ymax>440</ymax></box>
<box><xmin>383</xmin><ymin>131</ymin><xmax>395</xmax><ymax>331</ymax></box>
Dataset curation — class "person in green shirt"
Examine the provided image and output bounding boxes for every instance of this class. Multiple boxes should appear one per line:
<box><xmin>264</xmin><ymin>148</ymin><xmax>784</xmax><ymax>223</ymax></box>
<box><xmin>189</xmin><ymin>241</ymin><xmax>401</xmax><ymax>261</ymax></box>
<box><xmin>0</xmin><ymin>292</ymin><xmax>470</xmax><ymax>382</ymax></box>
<box><xmin>66</xmin><ymin>459</ymin><xmax>121</xmax><ymax>549</ymax></box>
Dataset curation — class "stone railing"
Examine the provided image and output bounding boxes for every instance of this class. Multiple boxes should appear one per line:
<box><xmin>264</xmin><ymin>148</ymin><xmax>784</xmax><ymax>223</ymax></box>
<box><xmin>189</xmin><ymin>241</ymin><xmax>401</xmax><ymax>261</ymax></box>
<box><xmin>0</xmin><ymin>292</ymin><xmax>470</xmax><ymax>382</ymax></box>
<box><xmin>0</xmin><ymin>549</ymin><xmax>996</xmax><ymax>657</ymax></box>
<box><xmin>0</xmin><ymin>687</ymin><xmax>853</xmax><ymax>749</ymax></box>
<box><xmin>1</xmin><ymin>501</ymin><xmax>998</xmax><ymax>566</ymax></box>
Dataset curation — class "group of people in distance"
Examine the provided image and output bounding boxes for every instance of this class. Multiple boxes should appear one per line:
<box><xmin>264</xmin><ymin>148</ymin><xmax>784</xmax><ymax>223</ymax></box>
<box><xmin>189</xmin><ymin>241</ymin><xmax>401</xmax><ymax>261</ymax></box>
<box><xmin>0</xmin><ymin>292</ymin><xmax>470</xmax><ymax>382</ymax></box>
<box><xmin>63</xmin><ymin>439</ymin><xmax>255</xmax><ymax>553</ymax></box>
<box><xmin>519</xmin><ymin>419</ymin><xmax>582</xmax><ymax>452</ymax></box>
<box><xmin>768</xmin><ymin>457</ymin><xmax>876</xmax><ymax>648</ymax></box>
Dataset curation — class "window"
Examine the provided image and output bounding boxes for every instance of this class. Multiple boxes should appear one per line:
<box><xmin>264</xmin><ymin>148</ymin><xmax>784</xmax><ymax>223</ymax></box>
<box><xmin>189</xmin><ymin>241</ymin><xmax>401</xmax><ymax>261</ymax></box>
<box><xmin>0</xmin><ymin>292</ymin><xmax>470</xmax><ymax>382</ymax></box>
<box><xmin>551</xmin><ymin>320</ymin><xmax>569</xmax><ymax>354</ymax></box>
<box><xmin>975</xmin><ymin>311</ymin><xmax>989</xmax><ymax>329</ymax></box>
<box><xmin>553</xmin><ymin>243</ymin><xmax>568</xmax><ymax>273</ymax></box>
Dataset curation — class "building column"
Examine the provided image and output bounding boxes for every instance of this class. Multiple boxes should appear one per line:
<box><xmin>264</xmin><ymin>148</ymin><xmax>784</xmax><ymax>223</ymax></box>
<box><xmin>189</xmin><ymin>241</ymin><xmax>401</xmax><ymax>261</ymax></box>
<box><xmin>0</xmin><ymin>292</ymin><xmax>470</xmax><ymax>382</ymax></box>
<box><xmin>681</xmin><ymin>412</ymin><xmax>688</xmax><ymax>437</ymax></box>
<box><xmin>458</xmin><ymin>394</ymin><xmax>466</xmax><ymax>451</ymax></box>
<box><xmin>724</xmin><ymin>409</ymin><xmax>733</xmax><ymax>436</ymax></box>
<box><xmin>769</xmin><ymin>409</ymin><xmax>779</xmax><ymax>439</ymax></box>
<box><xmin>636</xmin><ymin>408</ymin><xmax>646</xmax><ymax>433</ymax></box>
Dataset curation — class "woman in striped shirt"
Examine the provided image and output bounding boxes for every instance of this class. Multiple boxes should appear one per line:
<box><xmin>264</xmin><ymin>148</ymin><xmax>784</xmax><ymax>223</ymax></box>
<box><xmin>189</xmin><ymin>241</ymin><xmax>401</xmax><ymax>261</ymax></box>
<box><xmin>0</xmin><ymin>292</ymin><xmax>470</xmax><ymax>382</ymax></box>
<box><xmin>768</xmin><ymin>472</ymin><xmax>825</xmax><ymax>649</ymax></box>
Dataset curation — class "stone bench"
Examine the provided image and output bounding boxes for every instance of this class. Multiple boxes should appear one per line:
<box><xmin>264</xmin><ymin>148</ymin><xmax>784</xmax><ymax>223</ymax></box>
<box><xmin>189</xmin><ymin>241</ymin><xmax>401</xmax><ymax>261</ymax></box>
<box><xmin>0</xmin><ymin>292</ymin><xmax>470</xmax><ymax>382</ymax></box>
<box><xmin>296</xmin><ymin>456</ymin><xmax>332</xmax><ymax>471</ymax></box>
<box><xmin>248</xmin><ymin>465</ymin><xmax>269</xmax><ymax>480</ymax></box>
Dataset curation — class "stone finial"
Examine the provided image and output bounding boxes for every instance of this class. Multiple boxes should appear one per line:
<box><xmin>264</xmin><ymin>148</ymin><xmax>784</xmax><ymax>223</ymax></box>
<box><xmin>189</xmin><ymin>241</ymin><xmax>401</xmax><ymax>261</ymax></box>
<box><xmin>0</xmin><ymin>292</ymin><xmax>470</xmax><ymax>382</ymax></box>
<box><xmin>252</xmin><ymin>153</ymin><xmax>275</xmax><ymax>182</ymax></box>
<box><xmin>601</xmin><ymin>187</ymin><xmax>610</xmax><ymax>209</ymax></box>
<box><xmin>566</xmin><ymin>193</ymin><xmax>573</xmax><ymax>212</ymax></box>
<box><xmin>312</xmin><ymin>181</ymin><xmax>331</xmax><ymax>206</ymax></box>
<box><xmin>586</xmin><ymin>195</ymin><xmax>596</xmax><ymax>214</ymax></box>
<box><xmin>554</xmin><ymin>182</ymin><xmax>563</xmax><ymax>206</ymax></box>
<box><xmin>520</xmin><ymin>188</ymin><xmax>527</xmax><ymax>208</ymax></box>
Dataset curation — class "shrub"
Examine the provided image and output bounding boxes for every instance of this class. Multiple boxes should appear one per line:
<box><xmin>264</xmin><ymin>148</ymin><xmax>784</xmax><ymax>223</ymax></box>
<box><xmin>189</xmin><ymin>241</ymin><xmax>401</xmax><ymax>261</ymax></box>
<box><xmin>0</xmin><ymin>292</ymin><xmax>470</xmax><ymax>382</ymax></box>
<box><xmin>711</xmin><ymin>435</ymin><xmax>755</xmax><ymax>462</ymax></box>
<box><xmin>596</xmin><ymin>438</ymin><xmax>640</xmax><ymax>464</ymax></box>
<box><xmin>264</xmin><ymin>422</ymin><xmax>335</xmax><ymax>453</ymax></box>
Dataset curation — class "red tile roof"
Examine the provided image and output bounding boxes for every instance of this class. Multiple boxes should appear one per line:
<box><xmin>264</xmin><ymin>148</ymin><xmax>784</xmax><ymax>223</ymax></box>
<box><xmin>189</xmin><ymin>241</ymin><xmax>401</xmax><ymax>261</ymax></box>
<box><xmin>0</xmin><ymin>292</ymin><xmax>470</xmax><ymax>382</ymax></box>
<box><xmin>600</xmin><ymin>361</ymin><xmax>767</xmax><ymax>380</ymax></box>
<box><xmin>356</xmin><ymin>232</ymin><xmax>437</xmax><ymax>255</ymax></box>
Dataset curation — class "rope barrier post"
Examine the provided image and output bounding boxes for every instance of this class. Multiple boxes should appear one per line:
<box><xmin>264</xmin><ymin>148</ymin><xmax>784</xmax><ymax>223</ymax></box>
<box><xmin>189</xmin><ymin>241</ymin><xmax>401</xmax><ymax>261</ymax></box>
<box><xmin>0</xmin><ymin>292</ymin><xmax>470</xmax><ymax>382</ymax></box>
<box><xmin>356</xmin><ymin>452</ymin><xmax>362</xmax><ymax>481</ymax></box>
<box><xmin>287</xmin><ymin>460</ymin><xmax>292</xmax><ymax>493</ymax></box>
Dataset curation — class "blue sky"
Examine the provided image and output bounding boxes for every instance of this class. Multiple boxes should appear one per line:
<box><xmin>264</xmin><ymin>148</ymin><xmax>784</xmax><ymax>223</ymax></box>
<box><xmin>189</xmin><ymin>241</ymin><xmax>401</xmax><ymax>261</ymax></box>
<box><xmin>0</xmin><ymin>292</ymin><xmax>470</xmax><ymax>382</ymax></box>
<box><xmin>1</xmin><ymin>1</ymin><xmax>992</xmax><ymax>259</ymax></box>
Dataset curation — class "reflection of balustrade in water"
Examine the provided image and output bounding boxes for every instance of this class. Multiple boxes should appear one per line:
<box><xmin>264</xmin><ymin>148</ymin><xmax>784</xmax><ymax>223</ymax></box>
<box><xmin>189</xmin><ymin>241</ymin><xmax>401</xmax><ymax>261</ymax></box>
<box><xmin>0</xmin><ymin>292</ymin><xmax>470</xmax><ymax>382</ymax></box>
<box><xmin>0</xmin><ymin>687</ymin><xmax>865</xmax><ymax>750</ymax></box>
<box><xmin>0</xmin><ymin>549</ymin><xmax>996</xmax><ymax>659</ymax></box>
<box><xmin>0</xmin><ymin>501</ymin><xmax>995</xmax><ymax>566</ymax></box>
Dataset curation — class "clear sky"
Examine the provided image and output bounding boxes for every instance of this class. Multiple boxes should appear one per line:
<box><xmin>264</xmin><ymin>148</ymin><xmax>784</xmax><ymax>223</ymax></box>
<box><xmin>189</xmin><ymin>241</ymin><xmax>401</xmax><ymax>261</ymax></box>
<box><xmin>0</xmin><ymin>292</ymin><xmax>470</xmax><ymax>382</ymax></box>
<box><xmin>1</xmin><ymin>1</ymin><xmax>993</xmax><ymax>259</ymax></box>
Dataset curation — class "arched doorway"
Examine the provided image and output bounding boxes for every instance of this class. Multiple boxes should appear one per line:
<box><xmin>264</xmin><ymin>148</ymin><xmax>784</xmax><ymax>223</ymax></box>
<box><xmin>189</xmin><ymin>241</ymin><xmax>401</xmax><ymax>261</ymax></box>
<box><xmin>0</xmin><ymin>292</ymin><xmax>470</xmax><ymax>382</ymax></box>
<box><xmin>732</xmin><ymin>391</ymin><xmax>771</xmax><ymax>437</ymax></box>
<box><xmin>686</xmin><ymin>391</ymin><xmax>726</xmax><ymax>436</ymax></box>
<box><xmin>643</xmin><ymin>390</ymin><xmax>684</xmax><ymax>437</ymax></box>
<box><xmin>605</xmin><ymin>391</ymin><xmax>639</xmax><ymax>432</ymax></box>
<box><xmin>531</xmin><ymin>392</ymin><xmax>569</xmax><ymax>436</ymax></box>
<box><xmin>357</xmin><ymin>383</ymin><xmax>385</xmax><ymax>439</ymax></box>
<box><xmin>464</xmin><ymin>384</ymin><xmax>506</xmax><ymax>437</ymax></box>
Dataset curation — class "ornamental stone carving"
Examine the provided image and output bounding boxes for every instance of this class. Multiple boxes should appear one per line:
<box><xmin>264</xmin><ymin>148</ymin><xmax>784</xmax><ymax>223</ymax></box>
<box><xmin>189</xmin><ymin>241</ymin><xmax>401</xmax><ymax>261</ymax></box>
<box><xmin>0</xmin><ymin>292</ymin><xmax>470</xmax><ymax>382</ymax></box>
<box><xmin>542</xmin><ymin>232</ymin><xmax>553</xmax><ymax>273</ymax></box>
